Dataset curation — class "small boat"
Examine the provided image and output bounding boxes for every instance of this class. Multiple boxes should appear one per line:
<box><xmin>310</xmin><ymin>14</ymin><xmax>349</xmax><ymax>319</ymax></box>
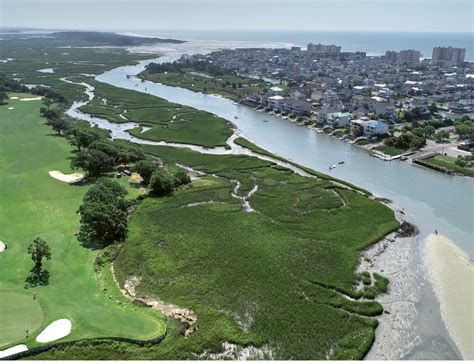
<box><xmin>400</xmin><ymin>156</ymin><xmax>408</xmax><ymax>161</ymax></box>
<box><xmin>329</xmin><ymin>164</ymin><xmax>336</xmax><ymax>170</ymax></box>
<box><xmin>338</xmin><ymin>161</ymin><xmax>345</xmax><ymax>165</ymax></box>
<box><xmin>234</xmin><ymin>116</ymin><xmax>238</xmax><ymax>119</ymax></box>
<box><xmin>135</xmin><ymin>84</ymin><xmax>138</xmax><ymax>87</ymax></box>
<box><xmin>262</xmin><ymin>119</ymin><xmax>269</xmax><ymax>123</ymax></box>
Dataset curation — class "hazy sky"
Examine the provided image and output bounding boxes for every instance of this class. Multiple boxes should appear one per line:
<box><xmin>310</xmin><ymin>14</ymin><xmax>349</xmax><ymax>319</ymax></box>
<box><xmin>1</xmin><ymin>0</ymin><xmax>473</xmax><ymax>33</ymax></box>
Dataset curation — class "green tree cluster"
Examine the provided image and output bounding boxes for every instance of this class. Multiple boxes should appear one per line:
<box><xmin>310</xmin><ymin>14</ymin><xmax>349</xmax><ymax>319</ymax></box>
<box><xmin>78</xmin><ymin>179</ymin><xmax>129</xmax><ymax>246</ymax></box>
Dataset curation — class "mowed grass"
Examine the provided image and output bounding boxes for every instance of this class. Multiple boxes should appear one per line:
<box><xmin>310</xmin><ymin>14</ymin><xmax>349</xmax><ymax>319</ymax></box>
<box><xmin>424</xmin><ymin>154</ymin><xmax>474</xmax><ymax>177</ymax></box>
<box><xmin>79</xmin><ymin>80</ymin><xmax>233</xmax><ymax>148</ymax></box>
<box><xmin>29</xmin><ymin>145</ymin><xmax>401</xmax><ymax>359</ymax></box>
<box><xmin>0</xmin><ymin>95</ymin><xmax>165</xmax><ymax>350</ymax></box>
<box><xmin>0</xmin><ymin>292</ymin><xmax>44</xmax><ymax>346</ymax></box>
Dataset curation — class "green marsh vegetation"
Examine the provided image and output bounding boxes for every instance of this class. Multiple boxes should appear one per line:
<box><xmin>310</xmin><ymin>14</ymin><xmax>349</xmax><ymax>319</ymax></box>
<box><xmin>99</xmin><ymin>144</ymin><xmax>399</xmax><ymax>359</ymax></box>
<box><xmin>140</xmin><ymin>60</ymin><xmax>271</xmax><ymax>101</ymax></box>
<box><xmin>78</xmin><ymin>80</ymin><xmax>233</xmax><ymax>148</ymax></box>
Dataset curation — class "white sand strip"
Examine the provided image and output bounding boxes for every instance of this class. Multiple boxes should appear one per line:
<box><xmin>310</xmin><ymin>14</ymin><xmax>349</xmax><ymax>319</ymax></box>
<box><xmin>8</xmin><ymin>107</ymin><xmax>14</xmax><ymax>110</ymax></box>
<box><xmin>20</xmin><ymin>97</ymin><xmax>42</xmax><ymax>101</ymax></box>
<box><xmin>0</xmin><ymin>241</ymin><xmax>5</xmax><ymax>252</ymax></box>
<box><xmin>423</xmin><ymin>234</ymin><xmax>474</xmax><ymax>359</ymax></box>
<box><xmin>9</xmin><ymin>96</ymin><xmax>19</xmax><ymax>100</ymax></box>
<box><xmin>36</xmin><ymin>319</ymin><xmax>72</xmax><ymax>343</ymax></box>
<box><xmin>49</xmin><ymin>171</ymin><xmax>84</xmax><ymax>183</ymax></box>
<box><xmin>0</xmin><ymin>344</ymin><xmax>28</xmax><ymax>358</ymax></box>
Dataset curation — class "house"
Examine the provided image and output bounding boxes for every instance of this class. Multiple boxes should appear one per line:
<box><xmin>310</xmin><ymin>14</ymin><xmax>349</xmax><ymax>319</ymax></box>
<box><xmin>327</xmin><ymin>112</ymin><xmax>351</xmax><ymax>128</ymax></box>
<box><xmin>351</xmin><ymin>118</ymin><xmax>389</xmax><ymax>137</ymax></box>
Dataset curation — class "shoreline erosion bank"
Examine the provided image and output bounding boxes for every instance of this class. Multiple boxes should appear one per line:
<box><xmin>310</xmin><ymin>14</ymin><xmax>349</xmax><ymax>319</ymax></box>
<box><xmin>423</xmin><ymin>234</ymin><xmax>474</xmax><ymax>359</ymax></box>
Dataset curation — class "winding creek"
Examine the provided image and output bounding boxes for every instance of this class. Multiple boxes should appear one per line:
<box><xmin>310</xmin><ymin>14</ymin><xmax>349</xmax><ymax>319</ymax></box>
<box><xmin>63</xmin><ymin>42</ymin><xmax>472</xmax><ymax>360</ymax></box>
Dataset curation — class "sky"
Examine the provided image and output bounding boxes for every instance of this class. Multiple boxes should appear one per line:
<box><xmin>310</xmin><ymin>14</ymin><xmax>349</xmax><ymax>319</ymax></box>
<box><xmin>0</xmin><ymin>0</ymin><xmax>473</xmax><ymax>33</ymax></box>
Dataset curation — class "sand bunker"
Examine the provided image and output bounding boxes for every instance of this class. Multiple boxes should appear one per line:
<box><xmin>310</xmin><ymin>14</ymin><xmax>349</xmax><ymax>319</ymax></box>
<box><xmin>8</xmin><ymin>107</ymin><xmax>14</xmax><ymax>110</ymax></box>
<box><xmin>36</xmin><ymin>319</ymin><xmax>72</xmax><ymax>343</ymax></box>
<box><xmin>0</xmin><ymin>241</ymin><xmax>6</xmax><ymax>252</ymax></box>
<box><xmin>0</xmin><ymin>344</ymin><xmax>28</xmax><ymax>359</ymax></box>
<box><xmin>20</xmin><ymin>97</ymin><xmax>42</xmax><ymax>101</ymax></box>
<box><xmin>9</xmin><ymin>96</ymin><xmax>19</xmax><ymax>100</ymax></box>
<box><xmin>49</xmin><ymin>171</ymin><xmax>84</xmax><ymax>183</ymax></box>
<box><xmin>423</xmin><ymin>234</ymin><xmax>474</xmax><ymax>359</ymax></box>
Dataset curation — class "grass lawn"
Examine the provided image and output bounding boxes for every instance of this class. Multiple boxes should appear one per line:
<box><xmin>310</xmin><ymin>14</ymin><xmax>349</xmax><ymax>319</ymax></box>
<box><xmin>139</xmin><ymin>70</ymin><xmax>270</xmax><ymax>101</ymax></box>
<box><xmin>424</xmin><ymin>154</ymin><xmax>474</xmax><ymax>177</ymax></box>
<box><xmin>79</xmin><ymin>80</ymin><xmax>233</xmax><ymax>148</ymax></box>
<box><xmin>374</xmin><ymin>145</ymin><xmax>408</xmax><ymax>156</ymax></box>
<box><xmin>0</xmin><ymin>95</ymin><xmax>165</xmax><ymax>351</ymax></box>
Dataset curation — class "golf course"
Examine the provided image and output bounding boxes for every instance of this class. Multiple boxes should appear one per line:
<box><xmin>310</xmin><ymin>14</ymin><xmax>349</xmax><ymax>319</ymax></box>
<box><xmin>0</xmin><ymin>94</ymin><xmax>165</xmax><ymax>353</ymax></box>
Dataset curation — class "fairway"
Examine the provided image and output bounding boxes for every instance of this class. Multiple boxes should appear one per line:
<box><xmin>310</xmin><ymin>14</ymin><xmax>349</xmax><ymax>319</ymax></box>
<box><xmin>0</xmin><ymin>94</ymin><xmax>165</xmax><ymax>351</ymax></box>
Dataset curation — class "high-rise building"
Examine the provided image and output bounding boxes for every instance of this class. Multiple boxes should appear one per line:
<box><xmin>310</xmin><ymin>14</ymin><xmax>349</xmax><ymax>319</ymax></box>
<box><xmin>307</xmin><ymin>43</ymin><xmax>341</xmax><ymax>54</ymax></box>
<box><xmin>398</xmin><ymin>49</ymin><xmax>421</xmax><ymax>64</ymax></box>
<box><xmin>385</xmin><ymin>50</ymin><xmax>420</xmax><ymax>64</ymax></box>
<box><xmin>432</xmin><ymin>47</ymin><xmax>466</xmax><ymax>66</ymax></box>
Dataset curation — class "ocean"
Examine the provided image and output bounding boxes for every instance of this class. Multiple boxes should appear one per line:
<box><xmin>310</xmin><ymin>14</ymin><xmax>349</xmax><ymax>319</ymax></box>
<box><xmin>129</xmin><ymin>29</ymin><xmax>474</xmax><ymax>60</ymax></box>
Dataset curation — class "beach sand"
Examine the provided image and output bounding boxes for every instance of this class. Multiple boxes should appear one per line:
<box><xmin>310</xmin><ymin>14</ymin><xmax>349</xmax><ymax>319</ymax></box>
<box><xmin>423</xmin><ymin>233</ymin><xmax>474</xmax><ymax>359</ymax></box>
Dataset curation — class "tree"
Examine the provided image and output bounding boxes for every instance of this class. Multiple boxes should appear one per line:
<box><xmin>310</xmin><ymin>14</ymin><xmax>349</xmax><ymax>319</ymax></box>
<box><xmin>70</xmin><ymin>149</ymin><xmax>115</xmax><ymax>176</ymax></box>
<box><xmin>433</xmin><ymin>130</ymin><xmax>450</xmax><ymax>143</ymax></box>
<box><xmin>149</xmin><ymin>170</ymin><xmax>175</xmax><ymax>195</ymax></box>
<box><xmin>0</xmin><ymin>91</ymin><xmax>8</xmax><ymax>105</ymax></box>
<box><xmin>66</xmin><ymin>127</ymin><xmax>101</xmax><ymax>151</ymax></box>
<box><xmin>423</xmin><ymin>125</ymin><xmax>436</xmax><ymax>138</ymax></box>
<box><xmin>44</xmin><ymin>98</ymin><xmax>53</xmax><ymax>110</ymax></box>
<box><xmin>78</xmin><ymin>179</ymin><xmax>128</xmax><ymax>246</ymax></box>
<box><xmin>428</xmin><ymin>102</ymin><xmax>438</xmax><ymax>115</ymax></box>
<box><xmin>27</xmin><ymin>238</ymin><xmax>51</xmax><ymax>270</ymax></box>
<box><xmin>133</xmin><ymin>159</ymin><xmax>156</xmax><ymax>184</ymax></box>
<box><xmin>79</xmin><ymin>201</ymin><xmax>128</xmax><ymax>246</ymax></box>
<box><xmin>46</xmin><ymin>117</ymin><xmax>70</xmax><ymax>135</ymax></box>
<box><xmin>454</xmin><ymin>121</ymin><xmax>474</xmax><ymax>140</ymax></box>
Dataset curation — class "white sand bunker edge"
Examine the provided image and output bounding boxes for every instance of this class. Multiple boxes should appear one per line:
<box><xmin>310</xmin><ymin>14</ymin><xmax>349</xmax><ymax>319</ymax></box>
<box><xmin>0</xmin><ymin>344</ymin><xmax>28</xmax><ymax>359</ymax></box>
<box><xmin>49</xmin><ymin>171</ymin><xmax>84</xmax><ymax>183</ymax></box>
<box><xmin>20</xmin><ymin>97</ymin><xmax>42</xmax><ymax>101</ymax></box>
<box><xmin>0</xmin><ymin>241</ymin><xmax>6</xmax><ymax>252</ymax></box>
<box><xmin>36</xmin><ymin>319</ymin><xmax>72</xmax><ymax>343</ymax></box>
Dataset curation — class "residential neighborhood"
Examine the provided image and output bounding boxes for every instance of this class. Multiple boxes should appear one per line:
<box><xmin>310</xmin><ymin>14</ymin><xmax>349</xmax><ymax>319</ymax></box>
<box><xmin>176</xmin><ymin>43</ymin><xmax>473</xmax><ymax>168</ymax></box>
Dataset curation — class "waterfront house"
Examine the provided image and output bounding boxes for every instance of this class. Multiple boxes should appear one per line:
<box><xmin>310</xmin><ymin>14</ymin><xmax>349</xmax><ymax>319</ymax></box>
<box><xmin>351</xmin><ymin>118</ymin><xmax>389</xmax><ymax>137</ymax></box>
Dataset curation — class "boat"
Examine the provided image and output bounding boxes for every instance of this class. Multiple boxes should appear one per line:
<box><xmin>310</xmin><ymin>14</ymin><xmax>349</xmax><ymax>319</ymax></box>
<box><xmin>329</xmin><ymin>164</ymin><xmax>336</xmax><ymax>170</ymax></box>
<box><xmin>262</xmin><ymin>119</ymin><xmax>269</xmax><ymax>123</ymax></box>
<box><xmin>401</xmin><ymin>156</ymin><xmax>408</xmax><ymax>161</ymax></box>
<box><xmin>234</xmin><ymin>116</ymin><xmax>238</xmax><ymax>119</ymax></box>
<box><xmin>338</xmin><ymin>161</ymin><xmax>345</xmax><ymax>165</ymax></box>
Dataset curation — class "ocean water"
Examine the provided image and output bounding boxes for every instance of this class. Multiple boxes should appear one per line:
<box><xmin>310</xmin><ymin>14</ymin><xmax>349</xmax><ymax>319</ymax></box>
<box><xmin>130</xmin><ymin>30</ymin><xmax>474</xmax><ymax>60</ymax></box>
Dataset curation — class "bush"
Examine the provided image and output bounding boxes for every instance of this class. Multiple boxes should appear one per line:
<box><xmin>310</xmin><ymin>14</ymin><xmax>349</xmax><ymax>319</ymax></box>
<box><xmin>148</xmin><ymin>170</ymin><xmax>175</xmax><ymax>196</ymax></box>
<box><xmin>132</xmin><ymin>160</ymin><xmax>156</xmax><ymax>184</ymax></box>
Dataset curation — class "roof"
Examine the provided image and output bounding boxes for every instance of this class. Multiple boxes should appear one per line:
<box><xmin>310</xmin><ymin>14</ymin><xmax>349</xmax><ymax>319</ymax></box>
<box><xmin>329</xmin><ymin>112</ymin><xmax>351</xmax><ymax>118</ymax></box>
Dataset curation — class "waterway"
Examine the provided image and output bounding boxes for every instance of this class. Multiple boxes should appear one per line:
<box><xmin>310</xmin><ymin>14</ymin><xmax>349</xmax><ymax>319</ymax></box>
<box><xmin>82</xmin><ymin>41</ymin><xmax>472</xmax><ymax>359</ymax></box>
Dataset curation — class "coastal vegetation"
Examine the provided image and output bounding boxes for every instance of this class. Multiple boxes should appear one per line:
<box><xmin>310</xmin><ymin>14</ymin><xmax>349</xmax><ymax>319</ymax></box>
<box><xmin>79</xmin><ymin>80</ymin><xmax>232</xmax><ymax>147</ymax></box>
<box><xmin>140</xmin><ymin>60</ymin><xmax>271</xmax><ymax>101</ymax></box>
<box><xmin>2</xmin><ymin>37</ymin><xmax>400</xmax><ymax>360</ymax></box>
<box><xmin>423</xmin><ymin>154</ymin><xmax>474</xmax><ymax>177</ymax></box>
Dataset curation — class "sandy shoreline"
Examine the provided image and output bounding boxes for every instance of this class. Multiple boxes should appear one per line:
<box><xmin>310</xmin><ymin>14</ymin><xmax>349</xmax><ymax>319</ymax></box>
<box><xmin>423</xmin><ymin>233</ymin><xmax>474</xmax><ymax>359</ymax></box>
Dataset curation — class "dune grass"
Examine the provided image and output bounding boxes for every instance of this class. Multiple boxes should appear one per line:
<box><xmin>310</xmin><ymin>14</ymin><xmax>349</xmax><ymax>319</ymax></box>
<box><xmin>0</xmin><ymin>95</ymin><xmax>165</xmax><ymax>351</ymax></box>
